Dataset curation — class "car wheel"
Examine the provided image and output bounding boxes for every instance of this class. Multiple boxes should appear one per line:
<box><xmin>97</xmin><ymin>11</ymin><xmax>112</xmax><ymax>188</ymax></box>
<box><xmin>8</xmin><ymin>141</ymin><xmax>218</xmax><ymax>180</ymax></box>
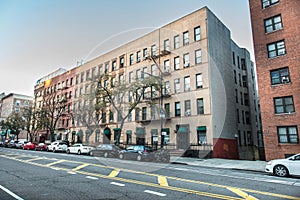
<box><xmin>53</xmin><ymin>148</ymin><xmax>56</xmax><ymax>153</ymax></box>
<box><xmin>46</xmin><ymin>148</ymin><xmax>49</xmax><ymax>152</ymax></box>
<box><xmin>119</xmin><ymin>153</ymin><xmax>124</xmax><ymax>160</ymax></box>
<box><xmin>136</xmin><ymin>154</ymin><xmax>142</xmax><ymax>161</ymax></box>
<box><xmin>89</xmin><ymin>151</ymin><xmax>93</xmax><ymax>156</ymax></box>
<box><xmin>77</xmin><ymin>150</ymin><xmax>81</xmax><ymax>155</ymax></box>
<box><xmin>274</xmin><ymin>165</ymin><xmax>289</xmax><ymax>177</ymax></box>
<box><xmin>104</xmin><ymin>152</ymin><xmax>108</xmax><ymax>158</ymax></box>
<box><xmin>67</xmin><ymin>149</ymin><xmax>70</xmax><ymax>154</ymax></box>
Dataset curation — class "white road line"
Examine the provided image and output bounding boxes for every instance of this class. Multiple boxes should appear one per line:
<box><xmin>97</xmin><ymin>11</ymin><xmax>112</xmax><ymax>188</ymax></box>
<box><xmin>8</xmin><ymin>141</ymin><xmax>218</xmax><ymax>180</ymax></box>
<box><xmin>110</xmin><ymin>182</ymin><xmax>125</xmax><ymax>187</ymax></box>
<box><xmin>51</xmin><ymin>167</ymin><xmax>61</xmax><ymax>171</ymax></box>
<box><xmin>0</xmin><ymin>185</ymin><xmax>24</xmax><ymax>200</ymax></box>
<box><xmin>67</xmin><ymin>171</ymin><xmax>77</xmax><ymax>175</ymax></box>
<box><xmin>86</xmin><ymin>176</ymin><xmax>98</xmax><ymax>180</ymax></box>
<box><xmin>144</xmin><ymin>190</ymin><xmax>166</xmax><ymax>197</ymax></box>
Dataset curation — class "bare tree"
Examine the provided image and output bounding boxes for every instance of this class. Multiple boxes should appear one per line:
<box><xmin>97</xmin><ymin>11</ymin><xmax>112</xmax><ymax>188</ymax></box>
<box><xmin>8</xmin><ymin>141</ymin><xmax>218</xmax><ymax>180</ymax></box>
<box><xmin>5</xmin><ymin>112</ymin><xmax>26</xmax><ymax>140</ymax></box>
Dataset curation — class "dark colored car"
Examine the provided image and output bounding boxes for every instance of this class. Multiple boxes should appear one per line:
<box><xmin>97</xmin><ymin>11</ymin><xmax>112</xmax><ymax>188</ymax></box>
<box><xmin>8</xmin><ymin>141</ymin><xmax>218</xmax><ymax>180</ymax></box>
<box><xmin>8</xmin><ymin>140</ymin><xmax>19</xmax><ymax>148</ymax></box>
<box><xmin>90</xmin><ymin>144</ymin><xmax>121</xmax><ymax>158</ymax></box>
<box><xmin>119</xmin><ymin>145</ymin><xmax>156</xmax><ymax>161</ymax></box>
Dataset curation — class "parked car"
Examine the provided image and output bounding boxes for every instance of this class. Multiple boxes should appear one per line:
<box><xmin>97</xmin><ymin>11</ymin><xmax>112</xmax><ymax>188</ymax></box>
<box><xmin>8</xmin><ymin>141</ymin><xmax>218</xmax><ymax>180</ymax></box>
<box><xmin>119</xmin><ymin>145</ymin><xmax>156</xmax><ymax>161</ymax></box>
<box><xmin>3</xmin><ymin>140</ymin><xmax>11</xmax><ymax>147</ymax></box>
<box><xmin>89</xmin><ymin>144</ymin><xmax>121</xmax><ymax>158</ymax></box>
<box><xmin>23</xmin><ymin>142</ymin><xmax>37</xmax><ymax>150</ymax></box>
<box><xmin>16</xmin><ymin>140</ymin><xmax>28</xmax><ymax>149</ymax></box>
<box><xmin>66</xmin><ymin>143</ymin><xmax>94</xmax><ymax>155</ymax></box>
<box><xmin>35</xmin><ymin>143</ymin><xmax>48</xmax><ymax>151</ymax></box>
<box><xmin>7</xmin><ymin>140</ymin><xmax>19</xmax><ymax>148</ymax></box>
<box><xmin>0</xmin><ymin>141</ymin><xmax>3</xmax><ymax>147</ymax></box>
<box><xmin>265</xmin><ymin>153</ymin><xmax>300</xmax><ymax>177</ymax></box>
<box><xmin>47</xmin><ymin>141</ymin><xmax>68</xmax><ymax>153</ymax></box>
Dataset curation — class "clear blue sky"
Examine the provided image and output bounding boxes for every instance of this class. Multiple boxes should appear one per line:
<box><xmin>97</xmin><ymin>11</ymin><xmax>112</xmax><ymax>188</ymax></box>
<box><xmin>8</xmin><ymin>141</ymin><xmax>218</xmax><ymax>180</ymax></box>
<box><xmin>0</xmin><ymin>0</ymin><xmax>254</xmax><ymax>96</ymax></box>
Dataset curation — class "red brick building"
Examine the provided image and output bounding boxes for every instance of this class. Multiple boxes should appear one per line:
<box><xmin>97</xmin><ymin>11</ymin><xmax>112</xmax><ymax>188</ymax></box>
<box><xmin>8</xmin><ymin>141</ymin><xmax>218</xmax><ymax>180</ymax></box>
<box><xmin>249</xmin><ymin>0</ymin><xmax>300</xmax><ymax>160</ymax></box>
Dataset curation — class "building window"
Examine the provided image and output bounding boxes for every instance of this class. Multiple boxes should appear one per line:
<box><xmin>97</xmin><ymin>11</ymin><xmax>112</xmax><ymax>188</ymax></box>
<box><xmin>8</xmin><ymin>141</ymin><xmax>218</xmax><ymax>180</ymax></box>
<box><xmin>164</xmin><ymin>81</ymin><xmax>170</xmax><ymax>95</ymax></box>
<box><xmin>262</xmin><ymin>0</ymin><xmax>279</xmax><ymax>9</ymax></box>
<box><xmin>174</xmin><ymin>56</ymin><xmax>180</xmax><ymax>70</ymax></box>
<box><xmin>164</xmin><ymin>39</ymin><xmax>170</xmax><ymax>51</ymax></box>
<box><xmin>184</xmin><ymin>100</ymin><xmax>191</xmax><ymax>116</ymax></box>
<box><xmin>242</xmin><ymin>75</ymin><xmax>248</xmax><ymax>87</ymax></box>
<box><xmin>164</xmin><ymin>103</ymin><xmax>170</xmax><ymax>118</ymax></box>
<box><xmin>174</xmin><ymin>35</ymin><xmax>180</xmax><ymax>49</ymax></box>
<box><xmin>112</xmin><ymin>60</ymin><xmax>117</xmax><ymax>71</ymax></box>
<box><xmin>151</xmin><ymin>64</ymin><xmax>156</xmax><ymax>76</ymax></box>
<box><xmin>232</xmin><ymin>52</ymin><xmax>236</xmax><ymax>65</ymax></box>
<box><xmin>119</xmin><ymin>74</ymin><xmax>124</xmax><ymax>85</ymax></box>
<box><xmin>234</xmin><ymin>70</ymin><xmax>237</xmax><ymax>84</ymax></box>
<box><xmin>135</xmin><ymin>108</ymin><xmax>140</xmax><ymax>121</ymax></box>
<box><xmin>184</xmin><ymin>76</ymin><xmax>190</xmax><ymax>91</ymax></box>
<box><xmin>129</xmin><ymin>54</ymin><xmax>134</xmax><ymax>65</ymax></box>
<box><xmin>195</xmin><ymin>49</ymin><xmax>202</xmax><ymax>64</ymax></box>
<box><xmin>98</xmin><ymin>65</ymin><xmax>103</xmax><ymax>76</ymax></box>
<box><xmin>274</xmin><ymin>96</ymin><xmax>295</xmax><ymax>114</ymax></box>
<box><xmin>183</xmin><ymin>53</ymin><xmax>190</xmax><ymax>67</ymax></box>
<box><xmin>197</xmin><ymin>127</ymin><xmax>207</xmax><ymax>144</ymax></box>
<box><xmin>150</xmin><ymin>105</ymin><xmax>156</xmax><ymax>119</ymax></box>
<box><xmin>267</xmin><ymin>40</ymin><xmax>286</xmax><ymax>58</ymax></box>
<box><xmin>101</xmin><ymin>112</ymin><xmax>106</xmax><ymax>124</ymax></box>
<box><xmin>183</xmin><ymin>31</ymin><xmax>189</xmax><ymax>45</ymax></box>
<box><xmin>197</xmin><ymin>98</ymin><xmax>204</xmax><ymax>115</ymax></box>
<box><xmin>237</xmin><ymin>109</ymin><xmax>240</xmax><ymax>123</ymax></box>
<box><xmin>174</xmin><ymin>78</ymin><xmax>180</xmax><ymax>93</ymax></box>
<box><xmin>143</xmin><ymin>48</ymin><xmax>148</xmax><ymax>60</ymax></box>
<box><xmin>175</xmin><ymin>102</ymin><xmax>181</xmax><ymax>117</ymax></box>
<box><xmin>194</xmin><ymin>26</ymin><xmax>201</xmax><ymax>41</ymax></box>
<box><xmin>136</xmin><ymin>51</ymin><xmax>141</xmax><ymax>63</ymax></box>
<box><xmin>136</xmin><ymin>69</ymin><xmax>142</xmax><ymax>80</ymax></box>
<box><xmin>265</xmin><ymin>15</ymin><xmax>282</xmax><ymax>33</ymax></box>
<box><xmin>278</xmin><ymin>126</ymin><xmax>298</xmax><ymax>144</ymax></box>
<box><xmin>196</xmin><ymin>73</ymin><xmax>203</xmax><ymax>89</ymax></box>
<box><xmin>142</xmin><ymin>107</ymin><xmax>147</xmax><ymax>121</ymax></box>
<box><xmin>129</xmin><ymin>71</ymin><xmax>133</xmax><ymax>83</ymax></box>
<box><xmin>245</xmin><ymin>111</ymin><xmax>251</xmax><ymax>124</ymax></box>
<box><xmin>270</xmin><ymin>67</ymin><xmax>290</xmax><ymax>85</ymax></box>
<box><xmin>164</xmin><ymin>60</ymin><xmax>170</xmax><ymax>73</ymax></box>
<box><xmin>120</xmin><ymin>57</ymin><xmax>124</xmax><ymax>68</ymax></box>
<box><xmin>151</xmin><ymin>45</ymin><xmax>156</xmax><ymax>57</ymax></box>
<box><xmin>81</xmin><ymin>72</ymin><xmax>84</xmax><ymax>83</ymax></box>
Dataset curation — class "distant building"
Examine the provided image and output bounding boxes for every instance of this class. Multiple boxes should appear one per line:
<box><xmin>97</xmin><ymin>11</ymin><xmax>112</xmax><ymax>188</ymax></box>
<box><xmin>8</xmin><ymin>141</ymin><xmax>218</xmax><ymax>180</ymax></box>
<box><xmin>249</xmin><ymin>0</ymin><xmax>300</xmax><ymax>160</ymax></box>
<box><xmin>0</xmin><ymin>93</ymin><xmax>33</xmax><ymax>140</ymax></box>
<box><xmin>34</xmin><ymin>7</ymin><xmax>261</xmax><ymax>160</ymax></box>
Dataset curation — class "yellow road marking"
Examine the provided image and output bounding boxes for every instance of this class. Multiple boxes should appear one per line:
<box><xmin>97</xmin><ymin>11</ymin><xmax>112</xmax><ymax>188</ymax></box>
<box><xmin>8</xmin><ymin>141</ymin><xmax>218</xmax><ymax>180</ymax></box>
<box><xmin>1</xmin><ymin>154</ymin><xmax>300</xmax><ymax>200</ymax></box>
<box><xmin>158</xmin><ymin>176</ymin><xmax>168</xmax><ymax>186</ymax></box>
<box><xmin>72</xmin><ymin>163</ymin><xmax>89</xmax><ymax>171</ymax></box>
<box><xmin>45</xmin><ymin>159</ymin><xmax>65</xmax><ymax>167</ymax></box>
<box><xmin>227</xmin><ymin>187</ymin><xmax>258</xmax><ymax>200</ymax></box>
<box><xmin>26</xmin><ymin>157</ymin><xmax>43</xmax><ymax>162</ymax></box>
<box><xmin>108</xmin><ymin>169</ymin><xmax>120</xmax><ymax>177</ymax></box>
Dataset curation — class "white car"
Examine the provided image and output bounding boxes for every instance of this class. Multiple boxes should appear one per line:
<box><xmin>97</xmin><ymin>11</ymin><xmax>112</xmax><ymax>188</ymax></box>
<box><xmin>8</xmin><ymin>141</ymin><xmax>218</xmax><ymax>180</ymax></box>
<box><xmin>47</xmin><ymin>141</ymin><xmax>68</xmax><ymax>153</ymax></box>
<box><xmin>66</xmin><ymin>143</ymin><xmax>94</xmax><ymax>155</ymax></box>
<box><xmin>265</xmin><ymin>153</ymin><xmax>300</xmax><ymax>177</ymax></box>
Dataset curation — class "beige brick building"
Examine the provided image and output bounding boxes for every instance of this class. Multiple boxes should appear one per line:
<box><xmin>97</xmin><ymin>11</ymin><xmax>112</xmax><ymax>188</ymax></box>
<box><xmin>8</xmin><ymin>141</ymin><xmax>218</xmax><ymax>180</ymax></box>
<box><xmin>34</xmin><ymin>7</ymin><xmax>261</xmax><ymax>159</ymax></box>
<box><xmin>249</xmin><ymin>0</ymin><xmax>300</xmax><ymax>160</ymax></box>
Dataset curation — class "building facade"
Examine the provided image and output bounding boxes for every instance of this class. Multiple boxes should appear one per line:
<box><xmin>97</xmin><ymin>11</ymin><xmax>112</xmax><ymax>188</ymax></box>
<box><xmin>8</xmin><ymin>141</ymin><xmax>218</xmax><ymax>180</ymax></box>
<box><xmin>249</xmin><ymin>0</ymin><xmax>300</xmax><ymax>160</ymax></box>
<box><xmin>34</xmin><ymin>7</ymin><xmax>261</xmax><ymax>160</ymax></box>
<box><xmin>0</xmin><ymin>93</ymin><xmax>33</xmax><ymax>140</ymax></box>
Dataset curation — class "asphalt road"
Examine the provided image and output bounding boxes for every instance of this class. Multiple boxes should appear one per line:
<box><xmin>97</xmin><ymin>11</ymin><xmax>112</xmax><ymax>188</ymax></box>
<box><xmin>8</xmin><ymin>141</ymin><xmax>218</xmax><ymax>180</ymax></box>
<box><xmin>0</xmin><ymin>148</ymin><xmax>300</xmax><ymax>200</ymax></box>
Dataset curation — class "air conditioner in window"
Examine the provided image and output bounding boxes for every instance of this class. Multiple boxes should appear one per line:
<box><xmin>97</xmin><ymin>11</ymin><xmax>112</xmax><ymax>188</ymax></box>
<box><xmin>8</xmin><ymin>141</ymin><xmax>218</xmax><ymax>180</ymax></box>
<box><xmin>282</xmin><ymin>77</ymin><xmax>290</xmax><ymax>83</ymax></box>
<box><xmin>185</xmin><ymin>110</ymin><xmax>191</xmax><ymax>116</ymax></box>
<box><xmin>263</xmin><ymin>1</ymin><xmax>270</xmax><ymax>8</ymax></box>
<box><xmin>184</xmin><ymin>63</ymin><xmax>190</xmax><ymax>67</ymax></box>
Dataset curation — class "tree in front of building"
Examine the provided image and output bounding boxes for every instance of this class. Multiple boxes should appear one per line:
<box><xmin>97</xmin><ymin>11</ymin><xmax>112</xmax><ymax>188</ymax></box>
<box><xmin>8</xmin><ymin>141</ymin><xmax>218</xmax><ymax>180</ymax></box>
<box><xmin>4</xmin><ymin>112</ymin><xmax>26</xmax><ymax>140</ymax></box>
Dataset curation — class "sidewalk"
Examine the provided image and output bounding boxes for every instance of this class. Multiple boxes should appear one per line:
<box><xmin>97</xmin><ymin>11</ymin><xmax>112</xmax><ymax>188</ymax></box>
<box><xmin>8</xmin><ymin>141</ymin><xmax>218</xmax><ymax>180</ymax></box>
<box><xmin>170</xmin><ymin>156</ymin><xmax>267</xmax><ymax>172</ymax></box>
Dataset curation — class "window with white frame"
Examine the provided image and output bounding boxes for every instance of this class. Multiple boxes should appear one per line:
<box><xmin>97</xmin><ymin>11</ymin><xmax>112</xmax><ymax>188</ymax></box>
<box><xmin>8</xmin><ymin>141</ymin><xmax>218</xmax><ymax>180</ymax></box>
<box><xmin>136</xmin><ymin>51</ymin><xmax>141</xmax><ymax>63</ymax></box>
<box><xmin>164</xmin><ymin>60</ymin><xmax>170</xmax><ymax>73</ymax></box>
<box><xmin>174</xmin><ymin>56</ymin><xmax>180</xmax><ymax>70</ymax></box>
<box><xmin>174</xmin><ymin>78</ymin><xmax>180</xmax><ymax>93</ymax></box>
<box><xmin>164</xmin><ymin>39</ymin><xmax>170</xmax><ymax>51</ymax></box>
<box><xmin>183</xmin><ymin>31</ymin><xmax>189</xmax><ymax>45</ymax></box>
<box><xmin>270</xmin><ymin>67</ymin><xmax>290</xmax><ymax>85</ymax></box>
<box><xmin>278</xmin><ymin>126</ymin><xmax>298</xmax><ymax>143</ymax></box>
<box><xmin>105</xmin><ymin>63</ymin><xmax>109</xmax><ymax>73</ymax></box>
<box><xmin>174</xmin><ymin>35</ymin><xmax>179</xmax><ymax>49</ymax></box>
<box><xmin>183</xmin><ymin>53</ymin><xmax>190</xmax><ymax>67</ymax></box>
<box><xmin>196</xmin><ymin>73</ymin><xmax>203</xmax><ymax>88</ymax></box>
<box><xmin>164</xmin><ymin>81</ymin><xmax>170</xmax><ymax>95</ymax></box>
<box><xmin>184</xmin><ymin>76</ymin><xmax>190</xmax><ymax>91</ymax></box>
<box><xmin>197</xmin><ymin>98</ymin><xmax>204</xmax><ymax>114</ymax></box>
<box><xmin>129</xmin><ymin>54</ymin><xmax>134</xmax><ymax>65</ymax></box>
<box><xmin>267</xmin><ymin>40</ymin><xmax>286</xmax><ymax>58</ymax></box>
<box><xmin>184</xmin><ymin>100</ymin><xmax>191</xmax><ymax>116</ymax></box>
<box><xmin>151</xmin><ymin>45</ymin><xmax>156</xmax><ymax>57</ymax></box>
<box><xmin>143</xmin><ymin>48</ymin><xmax>148</xmax><ymax>60</ymax></box>
<box><xmin>120</xmin><ymin>57</ymin><xmax>124</xmax><ymax>68</ymax></box>
<box><xmin>262</xmin><ymin>0</ymin><xmax>279</xmax><ymax>9</ymax></box>
<box><xmin>194</xmin><ymin>26</ymin><xmax>201</xmax><ymax>41</ymax></box>
<box><xmin>119</xmin><ymin>74</ymin><xmax>124</xmax><ymax>84</ymax></box>
<box><xmin>265</xmin><ymin>15</ymin><xmax>282</xmax><ymax>33</ymax></box>
<box><xmin>274</xmin><ymin>96</ymin><xmax>295</xmax><ymax>114</ymax></box>
<box><xmin>112</xmin><ymin>60</ymin><xmax>117</xmax><ymax>71</ymax></box>
<box><xmin>195</xmin><ymin>49</ymin><xmax>202</xmax><ymax>64</ymax></box>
